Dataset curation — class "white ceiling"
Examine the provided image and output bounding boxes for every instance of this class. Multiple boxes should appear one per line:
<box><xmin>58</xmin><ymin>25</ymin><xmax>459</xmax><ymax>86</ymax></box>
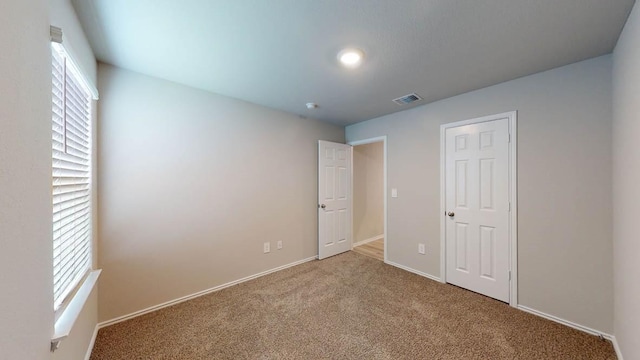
<box><xmin>71</xmin><ymin>0</ymin><xmax>635</xmax><ymax>126</ymax></box>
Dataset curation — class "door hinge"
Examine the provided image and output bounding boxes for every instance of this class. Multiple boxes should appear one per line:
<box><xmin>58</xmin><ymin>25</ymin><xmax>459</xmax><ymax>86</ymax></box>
<box><xmin>509</xmin><ymin>271</ymin><xmax>512</xmax><ymax>281</ymax></box>
<box><xmin>508</xmin><ymin>133</ymin><xmax>511</xmax><ymax>143</ymax></box>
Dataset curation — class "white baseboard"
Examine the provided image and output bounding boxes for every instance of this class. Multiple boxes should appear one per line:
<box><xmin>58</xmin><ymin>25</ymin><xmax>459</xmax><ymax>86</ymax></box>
<box><xmin>83</xmin><ymin>324</ymin><xmax>99</xmax><ymax>360</ymax></box>
<box><xmin>352</xmin><ymin>234</ymin><xmax>384</xmax><ymax>248</ymax></box>
<box><xmin>517</xmin><ymin>305</ymin><xmax>614</xmax><ymax>341</ymax></box>
<box><xmin>384</xmin><ymin>260</ymin><xmax>442</xmax><ymax>283</ymax></box>
<box><xmin>610</xmin><ymin>335</ymin><xmax>623</xmax><ymax>360</ymax></box>
<box><xmin>98</xmin><ymin>256</ymin><xmax>318</xmax><ymax>328</ymax></box>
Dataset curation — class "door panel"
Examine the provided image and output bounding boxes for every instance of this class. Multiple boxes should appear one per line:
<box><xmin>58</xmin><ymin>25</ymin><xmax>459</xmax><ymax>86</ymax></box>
<box><xmin>479</xmin><ymin>225</ymin><xmax>495</xmax><ymax>279</ymax></box>
<box><xmin>325</xmin><ymin>167</ymin><xmax>335</xmax><ymax>200</ymax></box>
<box><xmin>455</xmin><ymin>223</ymin><xmax>469</xmax><ymax>272</ymax></box>
<box><xmin>480</xmin><ymin>159</ymin><xmax>495</xmax><ymax>210</ymax></box>
<box><xmin>445</xmin><ymin>118</ymin><xmax>510</xmax><ymax>302</ymax></box>
<box><xmin>318</xmin><ymin>141</ymin><xmax>352</xmax><ymax>259</ymax></box>
<box><xmin>456</xmin><ymin>160</ymin><xmax>468</xmax><ymax>208</ymax></box>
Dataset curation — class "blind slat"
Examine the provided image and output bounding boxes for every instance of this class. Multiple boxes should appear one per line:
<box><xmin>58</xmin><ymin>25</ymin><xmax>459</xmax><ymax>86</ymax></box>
<box><xmin>54</xmin><ymin>254</ymin><xmax>90</xmax><ymax>284</ymax></box>
<box><xmin>65</xmin><ymin>108</ymin><xmax>90</xmax><ymax>132</ymax></box>
<box><xmin>53</xmin><ymin>162</ymin><xmax>89</xmax><ymax>174</ymax></box>
<box><xmin>54</xmin><ymin>217</ymin><xmax>90</xmax><ymax>247</ymax></box>
<box><xmin>53</xmin><ymin>195</ymin><xmax>89</xmax><ymax>213</ymax></box>
<box><xmin>53</xmin><ymin>183</ymin><xmax>89</xmax><ymax>195</ymax></box>
<box><xmin>52</xmin><ymin>178</ymin><xmax>89</xmax><ymax>188</ymax></box>
<box><xmin>64</xmin><ymin>133</ymin><xmax>89</xmax><ymax>152</ymax></box>
<box><xmin>64</xmin><ymin>121</ymin><xmax>89</xmax><ymax>143</ymax></box>
<box><xmin>53</xmin><ymin>149</ymin><xmax>88</xmax><ymax>165</ymax></box>
<box><xmin>53</xmin><ymin>203</ymin><xmax>90</xmax><ymax>223</ymax></box>
<box><xmin>53</xmin><ymin>231</ymin><xmax>90</xmax><ymax>269</ymax></box>
<box><xmin>65</xmin><ymin>92</ymin><xmax>90</xmax><ymax>117</ymax></box>
<box><xmin>53</xmin><ymin>224</ymin><xmax>90</xmax><ymax>260</ymax></box>
<box><xmin>65</xmin><ymin>146</ymin><xmax>90</xmax><ymax>159</ymax></box>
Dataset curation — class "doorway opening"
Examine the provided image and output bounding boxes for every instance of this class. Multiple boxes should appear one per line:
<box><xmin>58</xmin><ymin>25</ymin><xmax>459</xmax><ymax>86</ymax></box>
<box><xmin>349</xmin><ymin>137</ymin><xmax>387</xmax><ymax>262</ymax></box>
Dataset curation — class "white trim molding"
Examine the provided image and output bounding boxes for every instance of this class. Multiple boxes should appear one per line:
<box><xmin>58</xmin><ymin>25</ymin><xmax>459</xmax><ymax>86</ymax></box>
<box><xmin>352</xmin><ymin>234</ymin><xmax>384</xmax><ymax>248</ymax></box>
<box><xmin>84</xmin><ymin>324</ymin><xmax>100</xmax><ymax>360</ymax></box>
<box><xmin>440</xmin><ymin>111</ymin><xmax>518</xmax><ymax>307</ymax></box>
<box><xmin>518</xmin><ymin>305</ymin><xmax>615</xmax><ymax>342</ymax></box>
<box><xmin>348</xmin><ymin>136</ymin><xmax>388</xmax><ymax>263</ymax></box>
<box><xmin>518</xmin><ymin>305</ymin><xmax>623</xmax><ymax>358</ymax></box>
<box><xmin>611</xmin><ymin>336</ymin><xmax>624</xmax><ymax>360</ymax></box>
<box><xmin>385</xmin><ymin>260</ymin><xmax>442</xmax><ymax>283</ymax></box>
<box><xmin>98</xmin><ymin>256</ymin><xmax>317</xmax><ymax>328</ymax></box>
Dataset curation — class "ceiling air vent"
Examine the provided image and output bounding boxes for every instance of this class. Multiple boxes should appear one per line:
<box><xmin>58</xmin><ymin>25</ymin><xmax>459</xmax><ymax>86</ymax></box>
<box><xmin>393</xmin><ymin>93</ymin><xmax>423</xmax><ymax>106</ymax></box>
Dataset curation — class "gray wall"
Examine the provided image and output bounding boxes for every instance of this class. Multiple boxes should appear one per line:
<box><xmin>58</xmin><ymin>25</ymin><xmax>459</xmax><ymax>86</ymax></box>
<box><xmin>612</xmin><ymin>2</ymin><xmax>640</xmax><ymax>358</ymax></box>
<box><xmin>353</xmin><ymin>142</ymin><xmax>384</xmax><ymax>243</ymax></box>
<box><xmin>0</xmin><ymin>0</ymin><xmax>53</xmax><ymax>358</ymax></box>
<box><xmin>346</xmin><ymin>55</ymin><xmax>613</xmax><ymax>333</ymax></box>
<box><xmin>97</xmin><ymin>64</ymin><xmax>344</xmax><ymax>322</ymax></box>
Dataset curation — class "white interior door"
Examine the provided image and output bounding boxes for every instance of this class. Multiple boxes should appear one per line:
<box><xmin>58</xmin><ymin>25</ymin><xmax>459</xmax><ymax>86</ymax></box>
<box><xmin>318</xmin><ymin>141</ymin><xmax>352</xmax><ymax>260</ymax></box>
<box><xmin>445</xmin><ymin>119</ymin><xmax>510</xmax><ymax>302</ymax></box>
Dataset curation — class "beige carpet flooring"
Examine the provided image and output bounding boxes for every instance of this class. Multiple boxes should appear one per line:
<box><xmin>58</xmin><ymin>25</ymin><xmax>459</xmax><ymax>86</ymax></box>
<box><xmin>91</xmin><ymin>252</ymin><xmax>616</xmax><ymax>359</ymax></box>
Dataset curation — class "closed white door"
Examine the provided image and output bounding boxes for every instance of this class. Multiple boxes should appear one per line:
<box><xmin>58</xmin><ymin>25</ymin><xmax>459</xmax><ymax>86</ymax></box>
<box><xmin>318</xmin><ymin>141</ymin><xmax>352</xmax><ymax>260</ymax></box>
<box><xmin>445</xmin><ymin>119</ymin><xmax>510</xmax><ymax>302</ymax></box>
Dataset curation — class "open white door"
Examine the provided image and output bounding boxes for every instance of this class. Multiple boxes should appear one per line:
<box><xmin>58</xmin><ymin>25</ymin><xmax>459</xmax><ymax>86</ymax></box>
<box><xmin>318</xmin><ymin>140</ymin><xmax>352</xmax><ymax>260</ymax></box>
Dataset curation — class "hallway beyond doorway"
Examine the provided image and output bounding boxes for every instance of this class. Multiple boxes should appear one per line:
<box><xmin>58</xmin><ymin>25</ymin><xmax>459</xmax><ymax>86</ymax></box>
<box><xmin>352</xmin><ymin>239</ymin><xmax>384</xmax><ymax>261</ymax></box>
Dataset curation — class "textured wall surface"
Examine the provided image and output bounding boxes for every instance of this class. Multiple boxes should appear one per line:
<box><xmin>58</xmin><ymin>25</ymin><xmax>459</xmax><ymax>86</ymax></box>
<box><xmin>612</xmin><ymin>2</ymin><xmax>640</xmax><ymax>358</ymax></box>
<box><xmin>0</xmin><ymin>0</ymin><xmax>54</xmax><ymax>358</ymax></box>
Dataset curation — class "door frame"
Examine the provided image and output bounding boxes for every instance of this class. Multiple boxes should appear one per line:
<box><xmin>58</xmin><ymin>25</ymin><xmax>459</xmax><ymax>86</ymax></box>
<box><xmin>348</xmin><ymin>136</ymin><xmax>388</xmax><ymax>263</ymax></box>
<box><xmin>439</xmin><ymin>111</ymin><xmax>518</xmax><ymax>307</ymax></box>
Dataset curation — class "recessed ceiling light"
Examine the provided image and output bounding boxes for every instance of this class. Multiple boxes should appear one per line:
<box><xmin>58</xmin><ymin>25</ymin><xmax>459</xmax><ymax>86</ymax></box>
<box><xmin>306</xmin><ymin>102</ymin><xmax>318</xmax><ymax>109</ymax></box>
<box><xmin>337</xmin><ymin>48</ymin><xmax>364</xmax><ymax>68</ymax></box>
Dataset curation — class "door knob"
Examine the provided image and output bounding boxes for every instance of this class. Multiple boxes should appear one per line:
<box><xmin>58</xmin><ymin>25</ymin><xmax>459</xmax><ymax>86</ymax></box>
<box><xmin>447</xmin><ymin>212</ymin><xmax>455</xmax><ymax>217</ymax></box>
<box><xmin>319</xmin><ymin>204</ymin><xmax>326</xmax><ymax>209</ymax></box>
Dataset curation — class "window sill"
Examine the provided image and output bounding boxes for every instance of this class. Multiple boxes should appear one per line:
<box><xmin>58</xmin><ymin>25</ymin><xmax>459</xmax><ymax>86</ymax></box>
<box><xmin>51</xmin><ymin>269</ymin><xmax>101</xmax><ymax>352</ymax></box>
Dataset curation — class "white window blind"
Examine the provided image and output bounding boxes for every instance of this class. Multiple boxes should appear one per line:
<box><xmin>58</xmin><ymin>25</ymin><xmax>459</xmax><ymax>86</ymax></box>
<box><xmin>51</xmin><ymin>46</ymin><xmax>93</xmax><ymax>311</ymax></box>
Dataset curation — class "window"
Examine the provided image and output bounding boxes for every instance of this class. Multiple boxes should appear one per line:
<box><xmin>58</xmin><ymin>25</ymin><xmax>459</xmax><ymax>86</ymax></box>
<box><xmin>51</xmin><ymin>45</ymin><xmax>93</xmax><ymax>311</ymax></box>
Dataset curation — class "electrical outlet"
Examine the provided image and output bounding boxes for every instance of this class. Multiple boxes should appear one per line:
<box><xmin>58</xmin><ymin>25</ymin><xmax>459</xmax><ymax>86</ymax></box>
<box><xmin>418</xmin><ymin>243</ymin><xmax>425</xmax><ymax>255</ymax></box>
<box><xmin>277</xmin><ymin>240</ymin><xmax>283</xmax><ymax>250</ymax></box>
<box><xmin>263</xmin><ymin>242</ymin><xmax>270</xmax><ymax>253</ymax></box>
